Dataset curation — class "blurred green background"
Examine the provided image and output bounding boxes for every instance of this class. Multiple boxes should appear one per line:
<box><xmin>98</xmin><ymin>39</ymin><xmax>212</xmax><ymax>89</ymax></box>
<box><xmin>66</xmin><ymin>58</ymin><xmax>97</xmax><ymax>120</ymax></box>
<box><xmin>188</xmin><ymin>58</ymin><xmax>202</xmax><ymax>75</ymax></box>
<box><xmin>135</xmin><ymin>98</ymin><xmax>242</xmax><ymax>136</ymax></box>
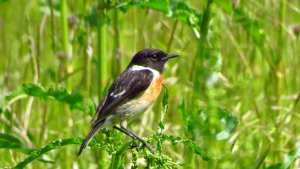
<box><xmin>1</xmin><ymin>0</ymin><xmax>300</xmax><ymax>168</ymax></box>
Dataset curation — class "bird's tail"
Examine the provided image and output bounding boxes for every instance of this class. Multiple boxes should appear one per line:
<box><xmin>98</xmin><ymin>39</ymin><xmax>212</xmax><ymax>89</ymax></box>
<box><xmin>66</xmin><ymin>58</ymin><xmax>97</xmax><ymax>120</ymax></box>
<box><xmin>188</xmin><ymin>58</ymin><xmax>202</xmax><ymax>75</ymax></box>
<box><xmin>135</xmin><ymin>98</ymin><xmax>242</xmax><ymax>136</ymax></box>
<box><xmin>77</xmin><ymin>121</ymin><xmax>104</xmax><ymax>157</ymax></box>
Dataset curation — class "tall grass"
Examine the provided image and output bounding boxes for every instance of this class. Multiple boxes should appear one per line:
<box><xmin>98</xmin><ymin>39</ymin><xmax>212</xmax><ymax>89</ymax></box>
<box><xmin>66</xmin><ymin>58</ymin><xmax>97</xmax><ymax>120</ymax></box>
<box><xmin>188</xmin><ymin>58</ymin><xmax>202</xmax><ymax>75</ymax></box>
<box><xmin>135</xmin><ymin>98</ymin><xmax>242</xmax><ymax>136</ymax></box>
<box><xmin>0</xmin><ymin>0</ymin><xmax>300</xmax><ymax>168</ymax></box>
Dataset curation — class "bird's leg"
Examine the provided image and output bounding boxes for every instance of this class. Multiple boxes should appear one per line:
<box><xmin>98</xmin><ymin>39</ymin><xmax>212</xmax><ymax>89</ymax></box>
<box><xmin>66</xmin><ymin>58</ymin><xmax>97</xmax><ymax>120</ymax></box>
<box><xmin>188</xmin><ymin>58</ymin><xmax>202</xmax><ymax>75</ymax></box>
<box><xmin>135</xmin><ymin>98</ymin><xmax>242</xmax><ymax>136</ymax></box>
<box><xmin>112</xmin><ymin>126</ymin><xmax>142</xmax><ymax>149</ymax></box>
<box><xmin>113</xmin><ymin>125</ymin><xmax>155</xmax><ymax>154</ymax></box>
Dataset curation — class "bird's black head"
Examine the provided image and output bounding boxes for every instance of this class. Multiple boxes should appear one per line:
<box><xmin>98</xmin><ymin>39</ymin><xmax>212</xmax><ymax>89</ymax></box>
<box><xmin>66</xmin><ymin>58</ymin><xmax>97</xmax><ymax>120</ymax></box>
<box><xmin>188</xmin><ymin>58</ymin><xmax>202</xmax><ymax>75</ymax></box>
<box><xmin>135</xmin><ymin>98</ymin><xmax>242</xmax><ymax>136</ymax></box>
<box><xmin>128</xmin><ymin>48</ymin><xmax>179</xmax><ymax>73</ymax></box>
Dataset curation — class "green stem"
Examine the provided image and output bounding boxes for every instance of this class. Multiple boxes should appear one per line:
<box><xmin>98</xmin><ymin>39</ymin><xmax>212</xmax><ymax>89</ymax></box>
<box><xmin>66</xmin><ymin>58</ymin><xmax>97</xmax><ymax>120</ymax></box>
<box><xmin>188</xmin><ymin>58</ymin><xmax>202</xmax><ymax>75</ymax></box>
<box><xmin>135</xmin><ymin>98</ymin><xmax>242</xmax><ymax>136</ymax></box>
<box><xmin>191</xmin><ymin>0</ymin><xmax>214</xmax><ymax>103</ymax></box>
<box><xmin>189</xmin><ymin>0</ymin><xmax>214</xmax><ymax>168</ymax></box>
<box><xmin>167</xmin><ymin>20</ymin><xmax>178</xmax><ymax>53</ymax></box>
<box><xmin>97</xmin><ymin>0</ymin><xmax>107</xmax><ymax>99</ymax></box>
<box><xmin>49</xmin><ymin>0</ymin><xmax>56</xmax><ymax>51</ymax></box>
<box><xmin>60</xmin><ymin>0</ymin><xmax>70</xmax><ymax>90</ymax></box>
<box><xmin>112</xmin><ymin>9</ymin><xmax>121</xmax><ymax>77</ymax></box>
<box><xmin>184</xmin><ymin>146</ymin><xmax>195</xmax><ymax>169</ymax></box>
<box><xmin>110</xmin><ymin>141</ymin><xmax>131</xmax><ymax>169</ymax></box>
<box><xmin>61</xmin><ymin>0</ymin><xmax>69</xmax><ymax>56</ymax></box>
<box><xmin>95</xmin><ymin>1</ymin><xmax>107</xmax><ymax>167</ymax></box>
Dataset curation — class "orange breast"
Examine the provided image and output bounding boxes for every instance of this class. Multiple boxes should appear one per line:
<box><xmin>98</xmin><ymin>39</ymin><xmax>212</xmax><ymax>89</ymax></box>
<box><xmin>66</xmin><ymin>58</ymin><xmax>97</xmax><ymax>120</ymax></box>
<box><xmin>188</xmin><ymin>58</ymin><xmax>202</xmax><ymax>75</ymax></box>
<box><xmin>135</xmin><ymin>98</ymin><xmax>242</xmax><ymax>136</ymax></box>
<box><xmin>113</xmin><ymin>75</ymin><xmax>163</xmax><ymax>120</ymax></box>
<box><xmin>140</xmin><ymin>75</ymin><xmax>163</xmax><ymax>103</ymax></box>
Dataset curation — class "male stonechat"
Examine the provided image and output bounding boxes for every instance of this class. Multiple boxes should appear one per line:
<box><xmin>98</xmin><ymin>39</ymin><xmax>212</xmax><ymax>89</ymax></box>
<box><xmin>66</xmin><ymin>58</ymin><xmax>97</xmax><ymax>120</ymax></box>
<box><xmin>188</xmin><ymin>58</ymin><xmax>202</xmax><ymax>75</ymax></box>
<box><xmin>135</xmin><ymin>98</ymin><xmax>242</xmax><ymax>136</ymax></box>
<box><xmin>77</xmin><ymin>48</ymin><xmax>179</xmax><ymax>156</ymax></box>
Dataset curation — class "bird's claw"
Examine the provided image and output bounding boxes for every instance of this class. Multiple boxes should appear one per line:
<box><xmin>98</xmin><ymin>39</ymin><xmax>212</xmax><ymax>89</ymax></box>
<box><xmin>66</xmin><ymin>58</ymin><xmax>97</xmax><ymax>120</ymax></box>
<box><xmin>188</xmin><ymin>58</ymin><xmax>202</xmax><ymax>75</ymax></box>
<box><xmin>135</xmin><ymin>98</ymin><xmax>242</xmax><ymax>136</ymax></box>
<box><xmin>129</xmin><ymin>139</ymin><xmax>155</xmax><ymax>154</ymax></box>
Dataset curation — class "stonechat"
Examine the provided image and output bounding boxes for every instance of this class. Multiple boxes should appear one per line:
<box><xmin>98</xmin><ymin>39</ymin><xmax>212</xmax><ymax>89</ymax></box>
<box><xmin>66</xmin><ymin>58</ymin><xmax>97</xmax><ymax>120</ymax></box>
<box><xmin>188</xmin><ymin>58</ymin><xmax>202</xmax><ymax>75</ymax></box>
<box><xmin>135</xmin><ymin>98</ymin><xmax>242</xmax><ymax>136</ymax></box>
<box><xmin>77</xmin><ymin>48</ymin><xmax>179</xmax><ymax>156</ymax></box>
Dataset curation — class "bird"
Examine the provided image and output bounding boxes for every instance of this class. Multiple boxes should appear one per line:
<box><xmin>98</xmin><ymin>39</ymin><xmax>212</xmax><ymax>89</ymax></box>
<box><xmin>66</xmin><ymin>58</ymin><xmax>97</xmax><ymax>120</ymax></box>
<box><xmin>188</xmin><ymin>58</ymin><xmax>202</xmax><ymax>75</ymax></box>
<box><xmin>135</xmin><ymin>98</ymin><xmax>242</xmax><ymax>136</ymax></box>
<box><xmin>77</xmin><ymin>48</ymin><xmax>179</xmax><ymax>156</ymax></box>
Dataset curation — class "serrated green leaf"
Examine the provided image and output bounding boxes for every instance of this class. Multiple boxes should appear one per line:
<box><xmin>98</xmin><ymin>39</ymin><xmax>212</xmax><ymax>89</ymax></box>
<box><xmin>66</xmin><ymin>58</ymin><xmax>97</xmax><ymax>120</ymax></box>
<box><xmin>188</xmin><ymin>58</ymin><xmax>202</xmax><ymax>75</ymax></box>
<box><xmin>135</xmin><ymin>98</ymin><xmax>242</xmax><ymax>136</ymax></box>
<box><xmin>22</xmin><ymin>84</ymin><xmax>46</xmax><ymax>97</ymax></box>
<box><xmin>13</xmin><ymin>138</ymin><xmax>106</xmax><ymax>169</ymax></box>
<box><xmin>47</xmin><ymin>85</ymin><xmax>83</xmax><ymax>104</ymax></box>
<box><xmin>115</xmin><ymin>0</ymin><xmax>201</xmax><ymax>29</ymax></box>
<box><xmin>2</xmin><ymin>84</ymin><xmax>95</xmax><ymax>117</ymax></box>
<box><xmin>152</xmin><ymin>133</ymin><xmax>209</xmax><ymax>160</ymax></box>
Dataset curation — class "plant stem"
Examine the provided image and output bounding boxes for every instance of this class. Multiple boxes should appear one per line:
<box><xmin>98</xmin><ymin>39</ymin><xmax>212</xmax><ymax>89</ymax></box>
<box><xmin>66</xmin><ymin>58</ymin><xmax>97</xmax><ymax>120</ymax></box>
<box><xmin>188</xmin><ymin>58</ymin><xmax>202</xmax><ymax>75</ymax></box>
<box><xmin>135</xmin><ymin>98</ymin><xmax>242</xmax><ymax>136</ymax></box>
<box><xmin>112</xmin><ymin>8</ymin><xmax>121</xmax><ymax>77</ymax></box>
<box><xmin>110</xmin><ymin>141</ymin><xmax>131</xmax><ymax>169</ymax></box>
<box><xmin>95</xmin><ymin>1</ymin><xmax>107</xmax><ymax>168</ymax></box>
<box><xmin>60</xmin><ymin>0</ymin><xmax>70</xmax><ymax>90</ymax></box>
<box><xmin>49</xmin><ymin>0</ymin><xmax>56</xmax><ymax>51</ymax></box>
<box><xmin>188</xmin><ymin>0</ymin><xmax>214</xmax><ymax>168</ymax></box>
<box><xmin>61</xmin><ymin>0</ymin><xmax>69</xmax><ymax>57</ymax></box>
<box><xmin>167</xmin><ymin>20</ymin><xmax>178</xmax><ymax>53</ymax></box>
<box><xmin>191</xmin><ymin>0</ymin><xmax>213</xmax><ymax>103</ymax></box>
<box><xmin>97</xmin><ymin>0</ymin><xmax>107</xmax><ymax>99</ymax></box>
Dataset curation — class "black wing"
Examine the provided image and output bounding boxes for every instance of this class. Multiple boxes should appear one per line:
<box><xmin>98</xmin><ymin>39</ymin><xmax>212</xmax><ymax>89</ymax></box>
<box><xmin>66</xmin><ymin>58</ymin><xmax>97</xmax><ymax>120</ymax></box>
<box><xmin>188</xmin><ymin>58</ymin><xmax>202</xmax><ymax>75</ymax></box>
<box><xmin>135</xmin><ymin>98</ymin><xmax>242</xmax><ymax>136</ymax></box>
<box><xmin>93</xmin><ymin>68</ymin><xmax>154</xmax><ymax>127</ymax></box>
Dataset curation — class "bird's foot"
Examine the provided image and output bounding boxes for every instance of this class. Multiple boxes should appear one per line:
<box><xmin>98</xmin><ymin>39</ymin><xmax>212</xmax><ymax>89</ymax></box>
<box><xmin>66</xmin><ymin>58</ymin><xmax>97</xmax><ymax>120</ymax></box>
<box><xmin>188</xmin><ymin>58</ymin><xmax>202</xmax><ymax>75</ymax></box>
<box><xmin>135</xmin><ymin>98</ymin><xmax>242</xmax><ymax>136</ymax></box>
<box><xmin>129</xmin><ymin>139</ymin><xmax>155</xmax><ymax>154</ymax></box>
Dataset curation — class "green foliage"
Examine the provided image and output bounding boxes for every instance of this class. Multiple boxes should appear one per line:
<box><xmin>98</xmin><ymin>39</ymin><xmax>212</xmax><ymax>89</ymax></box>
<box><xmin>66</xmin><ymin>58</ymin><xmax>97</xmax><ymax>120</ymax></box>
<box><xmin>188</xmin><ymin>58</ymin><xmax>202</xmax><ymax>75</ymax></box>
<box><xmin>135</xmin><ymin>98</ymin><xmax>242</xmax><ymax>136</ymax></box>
<box><xmin>86</xmin><ymin>0</ymin><xmax>202</xmax><ymax>32</ymax></box>
<box><xmin>1</xmin><ymin>84</ymin><xmax>95</xmax><ymax>116</ymax></box>
<box><xmin>12</xmin><ymin>138</ymin><xmax>103</xmax><ymax>169</ymax></box>
<box><xmin>1</xmin><ymin>0</ymin><xmax>299</xmax><ymax>168</ymax></box>
<box><xmin>233</xmin><ymin>7</ymin><xmax>265</xmax><ymax>45</ymax></box>
<box><xmin>267</xmin><ymin>143</ymin><xmax>300</xmax><ymax>169</ymax></box>
<box><xmin>0</xmin><ymin>133</ymin><xmax>29</xmax><ymax>153</ymax></box>
<box><xmin>0</xmin><ymin>133</ymin><xmax>53</xmax><ymax>164</ymax></box>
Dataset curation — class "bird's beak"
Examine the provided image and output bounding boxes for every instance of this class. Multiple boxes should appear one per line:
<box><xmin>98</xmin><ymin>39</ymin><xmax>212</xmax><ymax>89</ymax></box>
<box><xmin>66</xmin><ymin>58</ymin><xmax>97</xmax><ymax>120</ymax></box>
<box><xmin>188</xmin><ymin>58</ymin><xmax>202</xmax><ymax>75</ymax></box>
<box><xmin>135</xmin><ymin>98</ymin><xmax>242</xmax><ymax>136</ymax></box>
<box><xmin>163</xmin><ymin>53</ymin><xmax>180</xmax><ymax>61</ymax></box>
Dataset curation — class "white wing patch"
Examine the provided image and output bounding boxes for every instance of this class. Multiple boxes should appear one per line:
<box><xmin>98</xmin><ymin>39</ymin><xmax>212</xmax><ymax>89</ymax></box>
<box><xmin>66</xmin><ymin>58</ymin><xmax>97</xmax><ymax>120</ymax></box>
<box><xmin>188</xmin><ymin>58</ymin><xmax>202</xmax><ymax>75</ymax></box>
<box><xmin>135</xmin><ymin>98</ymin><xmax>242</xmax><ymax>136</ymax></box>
<box><xmin>110</xmin><ymin>90</ymin><xmax>126</xmax><ymax>98</ymax></box>
<box><xmin>131</xmin><ymin>65</ymin><xmax>160</xmax><ymax>80</ymax></box>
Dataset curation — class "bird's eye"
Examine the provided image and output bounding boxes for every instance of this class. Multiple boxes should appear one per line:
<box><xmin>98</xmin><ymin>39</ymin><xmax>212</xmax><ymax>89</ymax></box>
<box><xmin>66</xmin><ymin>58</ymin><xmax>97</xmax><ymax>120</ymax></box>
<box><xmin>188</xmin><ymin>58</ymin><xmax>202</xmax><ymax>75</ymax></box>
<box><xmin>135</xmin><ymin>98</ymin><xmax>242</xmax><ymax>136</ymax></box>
<box><xmin>151</xmin><ymin>54</ymin><xmax>159</xmax><ymax>61</ymax></box>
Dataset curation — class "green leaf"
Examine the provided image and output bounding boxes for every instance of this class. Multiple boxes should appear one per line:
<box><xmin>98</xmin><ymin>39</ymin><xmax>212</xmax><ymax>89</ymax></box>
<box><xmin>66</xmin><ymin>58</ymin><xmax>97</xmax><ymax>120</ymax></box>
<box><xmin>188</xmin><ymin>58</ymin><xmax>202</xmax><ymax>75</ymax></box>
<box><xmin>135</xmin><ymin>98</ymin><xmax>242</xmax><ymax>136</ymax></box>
<box><xmin>0</xmin><ymin>133</ymin><xmax>30</xmax><ymax>154</ymax></box>
<box><xmin>0</xmin><ymin>133</ymin><xmax>54</xmax><ymax>164</ymax></box>
<box><xmin>156</xmin><ymin>88</ymin><xmax>169</xmax><ymax>153</ymax></box>
<box><xmin>215</xmin><ymin>0</ymin><xmax>265</xmax><ymax>45</ymax></box>
<box><xmin>2</xmin><ymin>83</ymin><xmax>95</xmax><ymax>116</ymax></box>
<box><xmin>22</xmin><ymin>84</ymin><xmax>46</xmax><ymax>97</ymax></box>
<box><xmin>233</xmin><ymin>7</ymin><xmax>265</xmax><ymax>45</ymax></box>
<box><xmin>158</xmin><ymin>88</ymin><xmax>169</xmax><ymax>134</ymax></box>
<box><xmin>214</xmin><ymin>0</ymin><xmax>233</xmax><ymax>13</ymax></box>
<box><xmin>195</xmin><ymin>107</ymin><xmax>238</xmax><ymax>141</ymax></box>
<box><xmin>267</xmin><ymin>163</ymin><xmax>283</xmax><ymax>169</ymax></box>
<box><xmin>0</xmin><ymin>0</ymin><xmax>9</xmax><ymax>3</ymax></box>
<box><xmin>116</xmin><ymin>0</ymin><xmax>201</xmax><ymax>30</ymax></box>
<box><xmin>283</xmin><ymin>145</ymin><xmax>300</xmax><ymax>168</ymax></box>
<box><xmin>47</xmin><ymin>85</ymin><xmax>83</xmax><ymax>104</ymax></box>
<box><xmin>267</xmin><ymin>142</ymin><xmax>300</xmax><ymax>169</ymax></box>
<box><xmin>13</xmin><ymin>138</ymin><xmax>105</xmax><ymax>169</ymax></box>
<box><xmin>84</xmin><ymin>4</ymin><xmax>111</xmax><ymax>28</ymax></box>
<box><xmin>110</xmin><ymin>141</ymin><xmax>131</xmax><ymax>169</ymax></box>
<box><xmin>152</xmin><ymin>133</ymin><xmax>209</xmax><ymax>160</ymax></box>
<box><xmin>216</xmin><ymin>108</ymin><xmax>238</xmax><ymax>140</ymax></box>
<box><xmin>179</xmin><ymin>99</ymin><xmax>188</xmax><ymax>134</ymax></box>
<box><xmin>138</xmin><ymin>0</ymin><xmax>169</xmax><ymax>13</ymax></box>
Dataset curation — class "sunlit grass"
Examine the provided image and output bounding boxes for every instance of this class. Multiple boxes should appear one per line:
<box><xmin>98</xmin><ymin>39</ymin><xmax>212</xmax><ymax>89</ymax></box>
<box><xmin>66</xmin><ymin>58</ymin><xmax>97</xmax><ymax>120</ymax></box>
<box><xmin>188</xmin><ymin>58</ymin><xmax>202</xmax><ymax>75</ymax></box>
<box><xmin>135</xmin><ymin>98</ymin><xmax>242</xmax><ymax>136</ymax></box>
<box><xmin>0</xmin><ymin>0</ymin><xmax>300</xmax><ymax>168</ymax></box>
